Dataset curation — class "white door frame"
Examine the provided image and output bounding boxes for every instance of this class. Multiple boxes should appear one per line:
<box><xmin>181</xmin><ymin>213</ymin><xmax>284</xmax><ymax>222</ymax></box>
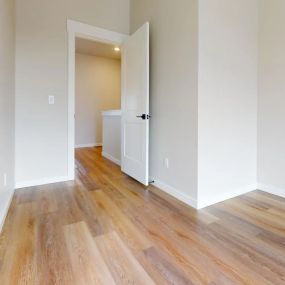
<box><xmin>67</xmin><ymin>20</ymin><xmax>128</xmax><ymax>179</ymax></box>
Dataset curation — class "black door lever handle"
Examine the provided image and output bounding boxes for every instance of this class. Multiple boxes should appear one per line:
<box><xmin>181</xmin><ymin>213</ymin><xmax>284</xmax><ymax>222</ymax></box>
<box><xmin>136</xmin><ymin>114</ymin><xmax>151</xmax><ymax>120</ymax></box>
<box><xmin>136</xmin><ymin>114</ymin><xmax>146</xmax><ymax>120</ymax></box>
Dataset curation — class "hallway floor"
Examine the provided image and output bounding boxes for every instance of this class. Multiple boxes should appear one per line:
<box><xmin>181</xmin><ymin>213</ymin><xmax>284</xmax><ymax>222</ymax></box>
<box><xmin>0</xmin><ymin>147</ymin><xmax>284</xmax><ymax>284</ymax></box>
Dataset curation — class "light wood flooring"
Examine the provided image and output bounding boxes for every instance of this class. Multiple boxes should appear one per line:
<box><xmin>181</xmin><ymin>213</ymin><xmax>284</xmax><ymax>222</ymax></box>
<box><xmin>0</xmin><ymin>147</ymin><xmax>284</xmax><ymax>284</ymax></box>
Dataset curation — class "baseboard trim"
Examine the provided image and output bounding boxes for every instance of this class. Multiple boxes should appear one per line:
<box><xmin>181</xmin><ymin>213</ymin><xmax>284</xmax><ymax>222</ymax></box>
<box><xmin>151</xmin><ymin>180</ymin><xmax>257</xmax><ymax>210</ymax></box>
<box><xmin>197</xmin><ymin>184</ymin><xmax>258</xmax><ymax>209</ymax></box>
<box><xmin>258</xmin><ymin>183</ymin><xmax>285</xmax><ymax>199</ymax></box>
<box><xmin>75</xmin><ymin>143</ymin><xmax>102</xmax><ymax>148</ymax></box>
<box><xmin>150</xmin><ymin>178</ymin><xmax>198</xmax><ymax>209</ymax></box>
<box><xmin>0</xmin><ymin>188</ymin><xmax>15</xmax><ymax>233</ymax></box>
<box><xmin>102</xmin><ymin>152</ymin><xmax>121</xmax><ymax>166</ymax></box>
<box><xmin>15</xmin><ymin>176</ymin><xmax>71</xmax><ymax>189</ymax></box>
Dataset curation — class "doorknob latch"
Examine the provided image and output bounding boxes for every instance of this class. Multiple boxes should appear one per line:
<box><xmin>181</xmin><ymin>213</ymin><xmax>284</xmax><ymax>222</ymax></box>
<box><xmin>136</xmin><ymin>114</ymin><xmax>151</xmax><ymax>120</ymax></box>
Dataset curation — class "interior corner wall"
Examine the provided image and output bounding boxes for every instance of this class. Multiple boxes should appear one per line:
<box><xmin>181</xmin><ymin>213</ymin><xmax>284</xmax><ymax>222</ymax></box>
<box><xmin>197</xmin><ymin>0</ymin><xmax>259</xmax><ymax>208</ymax></box>
<box><xmin>15</xmin><ymin>0</ymin><xmax>129</xmax><ymax>187</ymax></box>
<box><xmin>130</xmin><ymin>0</ymin><xmax>199</xmax><ymax>206</ymax></box>
<box><xmin>0</xmin><ymin>0</ymin><xmax>15</xmax><ymax>229</ymax></box>
<box><xmin>75</xmin><ymin>53</ymin><xmax>121</xmax><ymax>147</ymax></box>
<box><xmin>258</xmin><ymin>0</ymin><xmax>285</xmax><ymax>198</ymax></box>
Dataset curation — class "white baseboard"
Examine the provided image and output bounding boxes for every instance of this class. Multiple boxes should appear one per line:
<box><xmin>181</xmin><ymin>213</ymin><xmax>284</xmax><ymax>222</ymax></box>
<box><xmin>102</xmin><ymin>152</ymin><xmax>121</xmax><ymax>166</ymax></box>
<box><xmin>0</xmin><ymin>188</ymin><xmax>15</xmax><ymax>233</ymax></box>
<box><xmin>151</xmin><ymin>179</ymin><xmax>258</xmax><ymax>210</ymax></box>
<box><xmin>258</xmin><ymin>183</ymin><xmax>285</xmax><ymax>198</ymax></box>
<box><xmin>15</xmin><ymin>176</ymin><xmax>71</xmax><ymax>189</ymax></box>
<box><xmin>150</xmin><ymin>178</ymin><xmax>198</xmax><ymax>209</ymax></box>
<box><xmin>75</xmin><ymin>143</ymin><xmax>102</xmax><ymax>148</ymax></box>
<box><xmin>197</xmin><ymin>184</ymin><xmax>258</xmax><ymax>209</ymax></box>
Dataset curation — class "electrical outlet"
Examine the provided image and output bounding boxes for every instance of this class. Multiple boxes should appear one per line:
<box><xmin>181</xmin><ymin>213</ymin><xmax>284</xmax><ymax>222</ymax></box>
<box><xmin>164</xmin><ymin>158</ymin><xmax>169</xmax><ymax>169</ymax></box>
<box><xmin>3</xmin><ymin>173</ymin><xmax>7</xmax><ymax>187</ymax></box>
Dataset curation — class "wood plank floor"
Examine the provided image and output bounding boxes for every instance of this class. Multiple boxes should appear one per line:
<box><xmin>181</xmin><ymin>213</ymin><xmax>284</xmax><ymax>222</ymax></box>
<box><xmin>0</xmin><ymin>147</ymin><xmax>284</xmax><ymax>284</ymax></box>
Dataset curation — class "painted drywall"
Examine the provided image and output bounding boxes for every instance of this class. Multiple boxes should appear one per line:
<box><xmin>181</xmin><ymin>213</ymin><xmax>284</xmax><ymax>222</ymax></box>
<box><xmin>130</xmin><ymin>0</ymin><xmax>199</xmax><ymax>203</ymax></box>
<box><xmin>75</xmin><ymin>53</ymin><xmax>121</xmax><ymax>147</ymax></box>
<box><xmin>102</xmin><ymin>112</ymin><xmax>121</xmax><ymax>165</ymax></box>
<box><xmin>0</xmin><ymin>0</ymin><xmax>15</xmax><ymax>230</ymax></box>
<box><xmin>258</xmin><ymin>0</ymin><xmax>285</xmax><ymax>198</ymax></box>
<box><xmin>15</xmin><ymin>0</ymin><xmax>129</xmax><ymax>186</ymax></box>
<box><xmin>198</xmin><ymin>0</ymin><xmax>258</xmax><ymax>208</ymax></box>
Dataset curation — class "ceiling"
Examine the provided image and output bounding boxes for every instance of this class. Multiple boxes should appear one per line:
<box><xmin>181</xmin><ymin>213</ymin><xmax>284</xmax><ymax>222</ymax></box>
<box><xmin>75</xmin><ymin>38</ymin><xmax>121</xmax><ymax>60</ymax></box>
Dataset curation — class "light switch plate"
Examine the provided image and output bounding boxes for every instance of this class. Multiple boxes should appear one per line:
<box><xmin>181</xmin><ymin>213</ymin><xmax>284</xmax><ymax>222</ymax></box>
<box><xmin>49</xmin><ymin>95</ymin><xmax>55</xmax><ymax>105</ymax></box>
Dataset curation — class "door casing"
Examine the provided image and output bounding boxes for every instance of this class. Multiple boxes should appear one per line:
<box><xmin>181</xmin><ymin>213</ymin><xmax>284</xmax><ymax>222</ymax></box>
<box><xmin>67</xmin><ymin>20</ymin><xmax>128</xmax><ymax>180</ymax></box>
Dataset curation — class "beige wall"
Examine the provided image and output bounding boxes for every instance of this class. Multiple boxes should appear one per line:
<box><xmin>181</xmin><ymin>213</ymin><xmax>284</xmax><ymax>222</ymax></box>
<box><xmin>15</xmin><ymin>0</ymin><xmax>129</xmax><ymax>185</ymax></box>
<box><xmin>0</xmin><ymin>0</ymin><xmax>15</xmax><ymax>228</ymax></box>
<box><xmin>75</xmin><ymin>53</ymin><xmax>121</xmax><ymax>147</ymax></box>
<box><xmin>130</xmin><ymin>0</ymin><xmax>199</xmax><ymax>203</ymax></box>
<box><xmin>258</xmin><ymin>0</ymin><xmax>285</xmax><ymax>197</ymax></box>
<box><xmin>197</xmin><ymin>0</ymin><xmax>258</xmax><ymax>207</ymax></box>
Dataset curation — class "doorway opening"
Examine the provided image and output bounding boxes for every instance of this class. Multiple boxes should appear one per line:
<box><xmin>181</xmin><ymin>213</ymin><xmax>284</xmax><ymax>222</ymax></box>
<box><xmin>75</xmin><ymin>38</ymin><xmax>122</xmax><ymax>166</ymax></box>
<box><xmin>68</xmin><ymin>20</ymin><xmax>150</xmax><ymax>186</ymax></box>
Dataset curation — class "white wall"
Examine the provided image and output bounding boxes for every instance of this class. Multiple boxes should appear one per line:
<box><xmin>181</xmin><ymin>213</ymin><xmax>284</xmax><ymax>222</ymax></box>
<box><xmin>198</xmin><ymin>0</ymin><xmax>258</xmax><ymax>208</ymax></box>
<box><xmin>13</xmin><ymin>0</ymin><xmax>285</xmax><ymax>206</ymax></box>
<box><xmin>130</xmin><ymin>0</ymin><xmax>199</xmax><ymax>206</ymax></box>
<box><xmin>258</xmin><ymin>0</ymin><xmax>285</xmax><ymax>198</ymax></box>
<box><xmin>0</xmin><ymin>0</ymin><xmax>15</xmax><ymax>229</ymax></box>
<box><xmin>130</xmin><ymin>0</ymin><xmax>259</xmax><ymax>208</ymax></box>
<box><xmin>15</xmin><ymin>0</ymin><xmax>129</xmax><ymax>186</ymax></box>
<box><xmin>102</xmin><ymin>112</ymin><xmax>121</xmax><ymax>165</ymax></box>
<box><xmin>75</xmin><ymin>53</ymin><xmax>121</xmax><ymax>147</ymax></box>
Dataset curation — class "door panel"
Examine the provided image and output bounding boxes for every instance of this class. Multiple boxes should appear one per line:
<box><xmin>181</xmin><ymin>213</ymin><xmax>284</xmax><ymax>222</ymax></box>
<box><xmin>121</xmin><ymin>22</ymin><xmax>149</xmax><ymax>186</ymax></box>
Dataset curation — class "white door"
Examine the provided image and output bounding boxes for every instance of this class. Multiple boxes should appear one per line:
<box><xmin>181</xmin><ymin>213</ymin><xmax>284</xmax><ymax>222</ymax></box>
<box><xmin>121</xmin><ymin>22</ymin><xmax>149</xmax><ymax>186</ymax></box>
